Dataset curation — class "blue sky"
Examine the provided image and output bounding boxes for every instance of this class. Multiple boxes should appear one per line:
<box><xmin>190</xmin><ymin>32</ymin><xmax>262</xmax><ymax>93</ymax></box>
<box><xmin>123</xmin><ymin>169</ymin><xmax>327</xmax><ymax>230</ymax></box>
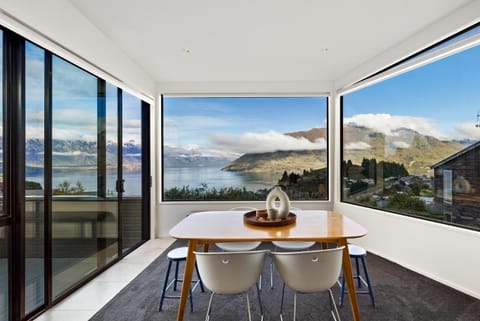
<box><xmin>163</xmin><ymin>96</ymin><xmax>328</xmax><ymax>156</ymax></box>
<box><xmin>25</xmin><ymin>41</ymin><xmax>142</xmax><ymax>144</ymax></box>
<box><xmin>343</xmin><ymin>40</ymin><xmax>480</xmax><ymax>141</ymax></box>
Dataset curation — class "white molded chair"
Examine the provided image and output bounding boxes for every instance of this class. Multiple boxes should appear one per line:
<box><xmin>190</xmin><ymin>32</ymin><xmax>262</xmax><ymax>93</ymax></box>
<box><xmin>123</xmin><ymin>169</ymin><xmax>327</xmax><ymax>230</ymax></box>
<box><xmin>215</xmin><ymin>207</ymin><xmax>262</xmax><ymax>252</ymax></box>
<box><xmin>270</xmin><ymin>207</ymin><xmax>315</xmax><ymax>289</ymax></box>
<box><xmin>194</xmin><ymin>250</ymin><xmax>268</xmax><ymax>321</ymax></box>
<box><xmin>272</xmin><ymin>247</ymin><xmax>345</xmax><ymax>321</ymax></box>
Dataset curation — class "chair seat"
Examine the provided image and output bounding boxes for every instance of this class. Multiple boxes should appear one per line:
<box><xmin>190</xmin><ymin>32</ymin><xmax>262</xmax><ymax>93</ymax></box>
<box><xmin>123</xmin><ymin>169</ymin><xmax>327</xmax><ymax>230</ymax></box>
<box><xmin>272</xmin><ymin>241</ymin><xmax>315</xmax><ymax>250</ymax></box>
<box><xmin>215</xmin><ymin>241</ymin><xmax>261</xmax><ymax>251</ymax></box>
<box><xmin>348</xmin><ymin>244</ymin><xmax>367</xmax><ymax>257</ymax></box>
<box><xmin>167</xmin><ymin>247</ymin><xmax>188</xmax><ymax>260</ymax></box>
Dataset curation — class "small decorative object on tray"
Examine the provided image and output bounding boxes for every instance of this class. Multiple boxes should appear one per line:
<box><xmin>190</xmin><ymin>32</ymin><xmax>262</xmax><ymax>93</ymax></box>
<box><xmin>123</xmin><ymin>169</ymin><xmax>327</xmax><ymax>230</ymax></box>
<box><xmin>244</xmin><ymin>210</ymin><xmax>296</xmax><ymax>227</ymax></box>
<box><xmin>266</xmin><ymin>185</ymin><xmax>290</xmax><ymax>220</ymax></box>
<box><xmin>244</xmin><ymin>185</ymin><xmax>296</xmax><ymax>226</ymax></box>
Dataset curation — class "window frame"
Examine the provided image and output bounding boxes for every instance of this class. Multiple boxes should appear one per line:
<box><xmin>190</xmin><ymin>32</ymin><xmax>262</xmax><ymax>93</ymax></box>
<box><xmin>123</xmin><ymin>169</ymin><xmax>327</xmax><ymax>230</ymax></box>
<box><xmin>339</xmin><ymin>22</ymin><xmax>480</xmax><ymax>232</ymax></box>
<box><xmin>161</xmin><ymin>94</ymin><xmax>331</xmax><ymax>203</ymax></box>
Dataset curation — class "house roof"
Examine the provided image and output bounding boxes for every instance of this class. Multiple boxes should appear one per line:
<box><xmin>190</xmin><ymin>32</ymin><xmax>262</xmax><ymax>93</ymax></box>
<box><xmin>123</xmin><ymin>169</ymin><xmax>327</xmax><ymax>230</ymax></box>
<box><xmin>432</xmin><ymin>140</ymin><xmax>480</xmax><ymax>169</ymax></box>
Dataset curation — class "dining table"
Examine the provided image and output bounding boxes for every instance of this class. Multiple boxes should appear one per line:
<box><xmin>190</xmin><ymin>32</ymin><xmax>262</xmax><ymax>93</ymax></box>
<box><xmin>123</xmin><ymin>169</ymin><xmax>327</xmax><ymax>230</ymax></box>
<box><xmin>169</xmin><ymin>209</ymin><xmax>368</xmax><ymax>321</ymax></box>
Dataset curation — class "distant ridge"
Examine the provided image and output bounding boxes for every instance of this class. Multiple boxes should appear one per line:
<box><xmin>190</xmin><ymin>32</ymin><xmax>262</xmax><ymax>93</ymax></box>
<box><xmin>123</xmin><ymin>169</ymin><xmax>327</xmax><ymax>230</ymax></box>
<box><xmin>221</xmin><ymin>125</ymin><xmax>465</xmax><ymax>176</ymax></box>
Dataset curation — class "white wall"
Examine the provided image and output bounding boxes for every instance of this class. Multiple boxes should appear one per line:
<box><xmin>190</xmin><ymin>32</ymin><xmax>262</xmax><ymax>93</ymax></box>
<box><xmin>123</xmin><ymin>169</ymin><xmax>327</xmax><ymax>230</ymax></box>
<box><xmin>333</xmin><ymin>1</ymin><xmax>480</xmax><ymax>299</ymax></box>
<box><xmin>0</xmin><ymin>0</ymin><xmax>155</xmax><ymax>100</ymax></box>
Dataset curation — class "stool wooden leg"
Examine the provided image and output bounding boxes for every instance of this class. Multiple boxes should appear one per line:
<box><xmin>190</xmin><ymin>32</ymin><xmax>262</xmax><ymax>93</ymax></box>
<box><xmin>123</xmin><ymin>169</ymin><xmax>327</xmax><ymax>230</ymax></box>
<box><xmin>174</xmin><ymin>260</ymin><xmax>180</xmax><ymax>291</ymax></box>
<box><xmin>361</xmin><ymin>256</ymin><xmax>375</xmax><ymax>307</ymax></box>
<box><xmin>339</xmin><ymin>273</ymin><xmax>346</xmax><ymax>307</ymax></box>
<box><xmin>355</xmin><ymin>257</ymin><xmax>362</xmax><ymax>288</ymax></box>
<box><xmin>159</xmin><ymin>260</ymin><xmax>173</xmax><ymax>311</ymax></box>
<box><xmin>195</xmin><ymin>262</ymin><xmax>205</xmax><ymax>292</ymax></box>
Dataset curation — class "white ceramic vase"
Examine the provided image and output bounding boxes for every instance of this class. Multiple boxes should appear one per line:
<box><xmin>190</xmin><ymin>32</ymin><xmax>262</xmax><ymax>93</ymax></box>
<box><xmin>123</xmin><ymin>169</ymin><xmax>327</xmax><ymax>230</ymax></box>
<box><xmin>266</xmin><ymin>186</ymin><xmax>290</xmax><ymax>220</ymax></box>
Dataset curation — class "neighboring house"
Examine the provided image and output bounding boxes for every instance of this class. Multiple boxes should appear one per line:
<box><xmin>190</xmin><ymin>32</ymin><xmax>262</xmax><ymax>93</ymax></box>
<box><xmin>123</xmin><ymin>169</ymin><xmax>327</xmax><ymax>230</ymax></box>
<box><xmin>431</xmin><ymin>141</ymin><xmax>480</xmax><ymax>228</ymax></box>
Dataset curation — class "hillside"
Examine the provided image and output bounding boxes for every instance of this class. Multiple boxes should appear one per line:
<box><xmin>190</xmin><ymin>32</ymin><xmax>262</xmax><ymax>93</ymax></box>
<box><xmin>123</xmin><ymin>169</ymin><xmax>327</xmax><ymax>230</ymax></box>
<box><xmin>222</xmin><ymin>149</ymin><xmax>326</xmax><ymax>174</ymax></box>
<box><xmin>25</xmin><ymin>138</ymin><xmax>142</xmax><ymax>170</ymax></box>
<box><xmin>221</xmin><ymin>125</ymin><xmax>467</xmax><ymax>177</ymax></box>
<box><xmin>343</xmin><ymin>125</ymin><xmax>465</xmax><ymax>176</ymax></box>
<box><xmin>222</xmin><ymin>127</ymin><xmax>327</xmax><ymax>174</ymax></box>
<box><xmin>286</xmin><ymin>127</ymin><xmax>326</xmax><ymax>142</ymax></box>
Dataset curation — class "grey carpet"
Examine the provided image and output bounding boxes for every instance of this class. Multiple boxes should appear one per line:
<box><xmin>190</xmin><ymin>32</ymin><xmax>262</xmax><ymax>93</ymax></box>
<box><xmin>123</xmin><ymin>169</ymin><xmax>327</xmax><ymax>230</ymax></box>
<box><xmin>90</xmin><ymin>241</ymin><xmax>480</xmax><ymax>321</ymax></box>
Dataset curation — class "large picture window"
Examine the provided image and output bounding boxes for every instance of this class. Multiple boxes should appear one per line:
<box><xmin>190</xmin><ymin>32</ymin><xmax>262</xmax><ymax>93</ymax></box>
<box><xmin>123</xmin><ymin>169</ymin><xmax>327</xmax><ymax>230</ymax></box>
<box><xmin>341</xmin><ymin>25</ymin><xmax>480</xmax><ymax>231</ymax></box>
<box><xmin>162</xmin><ymin>96</ymin><xmax>328</xmax><ymax>201</ymax></box>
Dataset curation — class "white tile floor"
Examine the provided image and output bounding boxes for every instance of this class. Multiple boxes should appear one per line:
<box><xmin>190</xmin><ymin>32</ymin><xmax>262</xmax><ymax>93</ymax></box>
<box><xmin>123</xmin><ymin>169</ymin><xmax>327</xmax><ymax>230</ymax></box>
<box><xmin>33</xmin><ymin>238</ymin><xmax>175</xmax><ymax>321</ymax></box>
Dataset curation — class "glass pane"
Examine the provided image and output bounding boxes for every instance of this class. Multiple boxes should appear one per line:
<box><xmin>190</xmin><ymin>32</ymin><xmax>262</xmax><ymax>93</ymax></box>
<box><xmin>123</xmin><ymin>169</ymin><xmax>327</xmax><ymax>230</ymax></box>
<box><xmin>341</xmin><ymin>41</ymin><xmax>480</xmax><ymax>231</ymax></box>
<box><xmin>104</xmin><ymin>83</ymin><xmax>119</xmax><ymax>263</ymax></box>
<box><xmin>0</xmin><ymin>226</ymin><xmax>8</xmax><ymax>321</ymax></box>
<box><xmin>162</xmin><ymin>97</ymin><xmax>328</xmax><ymax>201</ymax></box>
<box><xmin>121</xmin><ymin>92</ymin><xmax>143</xmax><ymax>252</ymax></box>
<box><xmin>25</xmin><ymin>41</ymin><xmax>45</xmax><ymax>314</ymax></box>
<box><xmin>51</xmin><ymin>56</ymin><xmax>99</xmax><ymax>298</ymax></box>
<box><xmin>106</xmin><ymin>84</ymin><xmax>118</xmax><ymax>198</ymax></box>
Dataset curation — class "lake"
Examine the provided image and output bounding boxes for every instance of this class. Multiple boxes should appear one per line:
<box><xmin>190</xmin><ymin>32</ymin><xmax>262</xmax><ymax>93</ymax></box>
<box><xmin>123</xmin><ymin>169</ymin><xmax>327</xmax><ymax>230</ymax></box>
<box><xmin>163</xmin><ymin>166</ymin><xmax>282</xmax><ymax>191</ymax></box>
<box><xmin>25</xmin><ymin>166</ymin><xmax>282</xmax><ymax>196</ymax></box>
<box><xmin>26</xmin><ymin>168</ymin><xmax>142</xmax><ymax>196</ymax></box>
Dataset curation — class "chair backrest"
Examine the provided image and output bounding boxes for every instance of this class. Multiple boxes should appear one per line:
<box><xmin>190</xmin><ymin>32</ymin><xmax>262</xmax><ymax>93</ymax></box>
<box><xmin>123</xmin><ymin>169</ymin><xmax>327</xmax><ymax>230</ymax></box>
<box><xmin>272</xmin><ymin>246</ymin><xmax>344</xmax><ymax>293</ymax></box>
<box><xmin>194</xmin><ymin>250</ymin><xmax>268</xmax><ymax>294</ymax></box>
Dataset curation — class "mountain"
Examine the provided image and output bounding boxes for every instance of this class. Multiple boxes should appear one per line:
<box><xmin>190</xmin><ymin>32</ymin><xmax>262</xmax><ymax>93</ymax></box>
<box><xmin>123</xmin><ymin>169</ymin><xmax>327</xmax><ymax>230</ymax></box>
<box><xmin>222</xmin><ymin>128</ymin><xmax>327</xmax><ymax>174</ymax></box>
<box><xmin>163</xmin><ymin>145</ymin><xmax>234</xmax><ymax>168</ymax></box>
<box><xmin>222</xmin><ymin>149</ymin><xmax>326</xmax><ymax>174</ymax></box>
<box><xmin>222</xmin><ymin>125</ymin><xmax>467</xmax><ymax>177</ymax></box>
<box><xmin>343</xmin><ymin>125</ymin><xmax>466</xmax><ymax>176</ymax></box>
<box><xmin>26</xmin><ymin>138</ymin><xmax>142</xmax><ymax>170</ymax></box>
<box><xmin>286</xmin><ymin>127</ymin><xmax>327</xmax><ymax>142</ymax></box>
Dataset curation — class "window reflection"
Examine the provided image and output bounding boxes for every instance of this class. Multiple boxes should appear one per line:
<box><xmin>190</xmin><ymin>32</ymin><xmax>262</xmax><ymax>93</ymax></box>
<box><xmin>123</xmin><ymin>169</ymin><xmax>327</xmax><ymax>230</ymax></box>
<box><xmin>25</xmin><ymin>41</ymin><xmax>45</xmax><ymax>314</ymax></box>
<box><xmin>342</xmin><ymin>38</ymin><xmax>480</xmax><ymax>231</ymax></box>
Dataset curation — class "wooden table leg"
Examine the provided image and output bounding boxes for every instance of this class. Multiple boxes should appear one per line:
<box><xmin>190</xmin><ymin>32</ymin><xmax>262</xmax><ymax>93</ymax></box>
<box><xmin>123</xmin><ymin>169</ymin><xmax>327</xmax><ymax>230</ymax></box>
<box><xmin>176</xmin><ymin>240</ymin><xmax>198</xmax><ymax>321</ymax></box>
<box><xmin>203</xmin><ymin>243</ymin><xmax>210</xmax><ymax>252</ymax></box>
<box><xmin>339</xmin><ymin>238</ymin><xmax>361</xmax><ymax>321</ymax></box>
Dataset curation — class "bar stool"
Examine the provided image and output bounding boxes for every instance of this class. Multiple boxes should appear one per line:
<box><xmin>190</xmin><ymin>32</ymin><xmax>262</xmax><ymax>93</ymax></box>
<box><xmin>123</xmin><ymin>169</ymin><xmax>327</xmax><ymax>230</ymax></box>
<box><xmin>159</xmin><ymin>247</ymin><xmax>204</xmax><ymax>312</ymax></box>
<box><xmin>338</xmin><ymin>244</ymin><xmax>375</xmax><ymax>307</ymax></box>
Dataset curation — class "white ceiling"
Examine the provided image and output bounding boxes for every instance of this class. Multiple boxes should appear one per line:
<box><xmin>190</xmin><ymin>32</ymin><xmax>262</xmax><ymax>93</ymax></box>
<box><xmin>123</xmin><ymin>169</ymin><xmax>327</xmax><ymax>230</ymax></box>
<box><xmin>68</xmin><ymin>0</ymin><xmax>473</xmax><ymax>84</ymax></box>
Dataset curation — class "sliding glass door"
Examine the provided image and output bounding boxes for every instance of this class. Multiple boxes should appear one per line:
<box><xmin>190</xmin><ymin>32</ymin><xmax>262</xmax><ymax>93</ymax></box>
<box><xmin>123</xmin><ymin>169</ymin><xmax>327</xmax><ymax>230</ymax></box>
<box><xmin>0</xmin><ymin>25</ymin><xmax>151</xmax><ymax>320</ymax></box>
<box><xmin>120</xmin><ymin>92</ymin><xmax>146</xmax><ymax>254</ymax></box>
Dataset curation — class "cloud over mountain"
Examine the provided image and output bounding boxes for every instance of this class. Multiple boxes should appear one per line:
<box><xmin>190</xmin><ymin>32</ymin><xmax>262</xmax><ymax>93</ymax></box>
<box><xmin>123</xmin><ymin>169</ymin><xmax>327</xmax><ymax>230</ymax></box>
<box><xmin>208</xmin><ymin>130</ymin><xmax>326</xmax><ymax>154</ymax></box>
<box><xmin>344</xmin><ymin>113</ymin><xmax>446</xmax><ymax>139</ymax></box>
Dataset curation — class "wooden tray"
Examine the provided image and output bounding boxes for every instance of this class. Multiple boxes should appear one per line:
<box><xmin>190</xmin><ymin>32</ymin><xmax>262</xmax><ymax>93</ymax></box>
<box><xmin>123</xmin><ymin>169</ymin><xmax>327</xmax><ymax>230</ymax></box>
<box><xmin>244</xmin><ymin>210</ymin><xmax>296</xmax><ymax>227</ymax></box>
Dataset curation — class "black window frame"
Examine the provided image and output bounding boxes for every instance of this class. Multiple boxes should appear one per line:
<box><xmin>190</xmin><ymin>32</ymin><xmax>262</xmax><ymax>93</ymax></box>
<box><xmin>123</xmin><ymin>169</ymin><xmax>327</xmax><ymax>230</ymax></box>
<box><xmin>340</xmin><ymin>22</ymin><xmax>480</xmax><ymax>233</ymax></box>
<box><xmin>161</xmin><ymin>94</ymin><xmax>330</xmax><ymax>203</ymax></box>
